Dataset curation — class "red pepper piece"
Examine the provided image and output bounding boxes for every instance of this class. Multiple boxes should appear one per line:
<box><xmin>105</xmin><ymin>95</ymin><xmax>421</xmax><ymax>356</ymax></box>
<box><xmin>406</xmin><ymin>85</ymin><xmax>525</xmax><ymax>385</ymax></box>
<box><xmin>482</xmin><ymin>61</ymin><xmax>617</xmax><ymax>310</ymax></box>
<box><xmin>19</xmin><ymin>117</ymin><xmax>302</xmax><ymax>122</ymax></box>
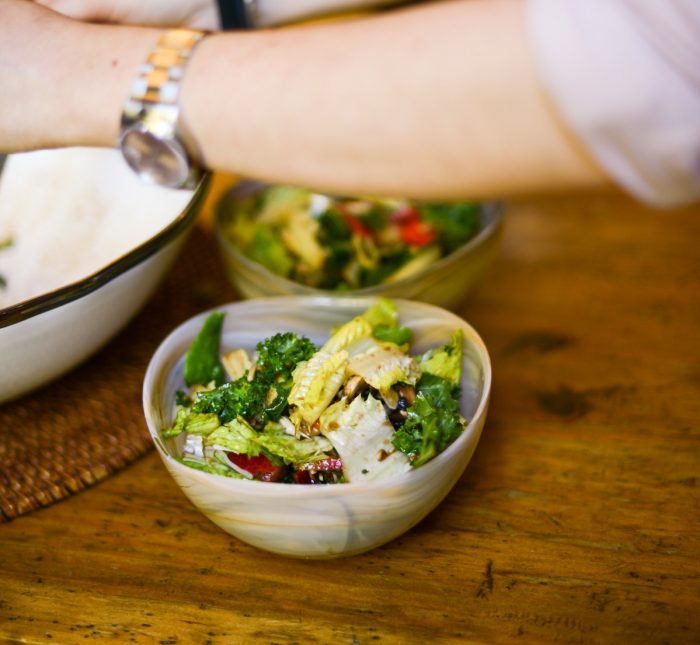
<box><xmin>342</xmin><ymin>213</ymin><xmax>373</xmax><ymax>238</ymax></box>
<box><xmin>399</xmin><ymin>220</ymin><xmax>436</xmax><ymax>247</ymax></box>
<box><xmin>226</xmin><ymin>452</ymin><xmax>286</xmax><ymax>482</ymax></box>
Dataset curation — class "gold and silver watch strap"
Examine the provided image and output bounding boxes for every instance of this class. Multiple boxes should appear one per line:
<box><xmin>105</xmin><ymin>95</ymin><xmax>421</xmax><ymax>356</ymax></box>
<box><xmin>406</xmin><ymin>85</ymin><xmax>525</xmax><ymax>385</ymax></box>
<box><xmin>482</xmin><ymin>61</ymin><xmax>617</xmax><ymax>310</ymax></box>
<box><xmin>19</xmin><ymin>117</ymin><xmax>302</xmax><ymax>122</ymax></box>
<box><xmin>119</xmin><ymin>29</ymin><xmax>206</xmax><ymax>189</ymax></box>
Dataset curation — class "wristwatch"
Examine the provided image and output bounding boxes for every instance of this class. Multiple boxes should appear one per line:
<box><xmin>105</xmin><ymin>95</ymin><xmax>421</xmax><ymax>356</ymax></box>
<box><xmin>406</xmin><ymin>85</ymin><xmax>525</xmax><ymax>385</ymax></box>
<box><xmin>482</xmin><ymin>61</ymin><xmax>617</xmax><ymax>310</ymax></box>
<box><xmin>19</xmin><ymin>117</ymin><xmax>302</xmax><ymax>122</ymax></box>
<box><xmin>217</xmin><ymin>0</ymin><xmax>259</xmax><ymax>29</ymax></box>
<box><xmin>119</xmin><ymin>29</ymin><xmax>206</xmax><ymax>190</ymax></box>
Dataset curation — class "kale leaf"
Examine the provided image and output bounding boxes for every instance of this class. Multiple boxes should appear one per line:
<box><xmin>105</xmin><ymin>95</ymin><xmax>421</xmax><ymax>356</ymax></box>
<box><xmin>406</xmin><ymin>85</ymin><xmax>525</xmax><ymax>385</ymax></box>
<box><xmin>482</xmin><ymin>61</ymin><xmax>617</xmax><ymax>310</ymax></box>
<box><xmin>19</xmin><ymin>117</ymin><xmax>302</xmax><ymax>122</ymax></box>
<box><xmin>392</xmin><ymin>373</ymin><xmax>463</xmax><ymax>466</ymax></box>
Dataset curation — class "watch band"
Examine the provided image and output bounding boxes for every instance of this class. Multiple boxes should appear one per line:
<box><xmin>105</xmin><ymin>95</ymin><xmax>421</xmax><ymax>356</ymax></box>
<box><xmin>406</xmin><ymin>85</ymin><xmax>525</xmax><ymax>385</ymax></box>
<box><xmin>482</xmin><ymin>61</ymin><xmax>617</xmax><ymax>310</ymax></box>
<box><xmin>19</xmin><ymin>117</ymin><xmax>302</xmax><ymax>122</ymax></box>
<box><xmin>217</xmin><ymin>0</ymin><xmax>259</xmax><ymax>30</ymax></box>
<box><xmin>120</xmin><ymin>29</ymin><xmax>206</xmax><ymax>189</ymax></box>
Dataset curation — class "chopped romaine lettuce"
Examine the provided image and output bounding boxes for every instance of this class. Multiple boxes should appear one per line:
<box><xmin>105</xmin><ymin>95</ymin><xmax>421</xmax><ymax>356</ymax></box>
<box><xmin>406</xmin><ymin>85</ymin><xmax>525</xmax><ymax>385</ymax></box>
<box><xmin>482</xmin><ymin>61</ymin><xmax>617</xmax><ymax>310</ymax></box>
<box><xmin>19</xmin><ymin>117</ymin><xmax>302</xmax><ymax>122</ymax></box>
<box><xmin>206</xmin><ymin>419</ymin><xmax>261</xmax><ymax>455</ymax></box>
<box><xmin>247</xmin><ymin>225</ymin><xmax>294</xmax><ymax>276</ymax></box>
<box><xmin>281</xmin><ymin>210</ymin><xmax>327</xmax><ymax>271</ymax></box>
<box><xmin>288</xmin><ymin>350</ymin><xmax>349</xmax><ymax>425</ymax></box>
<box><xmin>362</xmin><ymin>297</ymin><xmax>399</xmax><ymax>329</ymax></box>
<box><xmin>162</xmin><ymin>408</ymin><xmax>221</xmax><ymax>439</ymax></box>
<box><xmin>322</xmin><ymin>316</ymin><xmax>373</xmax><ymax>354</ymax></box>
<box><xmin>205</xmin><ymin>419</ymin><xmax>332</xmax><ymax>466</ymax></box>
<box><xmin>179</xmin><ymin>455</ymin><xmax>248</xmax><ymax>479</ymax></box>
<box><xmin>418</xmin><ymin>329</ymin><xmax>464</xmax><ymax>385</ymax></box>
<box><xmin>256</xmin><ymin>423</ymin><xmax>333</xmax><ymax>465</ymax></box>
<box><xmin>347</xmin><ymin>343</ymin><xmax>420</xmax><ymax>392</ymax></box>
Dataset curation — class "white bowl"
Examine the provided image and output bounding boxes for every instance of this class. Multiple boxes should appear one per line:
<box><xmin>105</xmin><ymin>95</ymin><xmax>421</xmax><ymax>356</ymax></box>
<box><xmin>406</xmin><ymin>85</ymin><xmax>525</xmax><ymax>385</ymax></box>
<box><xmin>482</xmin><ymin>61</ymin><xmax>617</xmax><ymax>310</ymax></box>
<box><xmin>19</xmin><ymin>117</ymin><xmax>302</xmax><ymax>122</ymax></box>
<box><xmin>0</xmin><ymin>148</ymin><xmax>209</xmax><ymax>403</ymax></box>
<box><xmin>143</xmin><ymin>297</ymin><xmax>491</xmax><ymax>558</ymax></box>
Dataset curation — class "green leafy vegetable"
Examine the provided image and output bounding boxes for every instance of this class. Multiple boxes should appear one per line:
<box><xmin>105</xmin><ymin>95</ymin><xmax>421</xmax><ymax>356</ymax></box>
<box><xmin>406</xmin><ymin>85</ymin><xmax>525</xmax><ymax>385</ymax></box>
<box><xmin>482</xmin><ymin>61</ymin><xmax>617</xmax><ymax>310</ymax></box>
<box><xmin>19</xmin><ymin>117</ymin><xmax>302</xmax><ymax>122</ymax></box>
<box><xmin>362</xmin><ymin>297</ymin><xmax>399</xmax><ymax>329</ymax></box>
<box><xmin>421</xmin><ymin>202</ymin><xmax>480</xmax><ymax>253</ymax></box>
<box><xmin>179</xmin><ymin>456</ymin><xmax>247</xmax><ymax>479</ymax></box>
<box><xmin>222</xmin><ymin>187</ymin><xmax>482</xmax><ymax>291</ymax></box>
<box><xmin>373</xmin><ymin>325</ymin><xmax>412</xmax><ymax>345</ymax></box>
<box><xmin>419</xmin><ymin>329</ymin><xmax>463</xmax><ymax>385</ymax></box>
<box><xmin>205</xmin><ymin>419</ymin><xmax>332</xmax><ymax>465</ymax></box>
<box><xmin>184</xmin><ymin>312</ymin><xmax>226</xmax><ymax>388</ymax></box>
<box><xmin>392</xmin><ymin>373</ymin><xmax>464</xmax><ymax>467</ymax></box>
<box><xmin>255</xmin><ymin>332</ymin><xmax>317</xmax><ymax>384</ymax></box>
<box><xmin>162</xmin><ymin>408</ymin><xmax>221</xmax><ymax>439</ymax></box>
<box><xmin>247</xmin><ymin>225</ymin><xmax>294</xmax><ymax>276</ymax></box>
<box><xmin>191</xmin><ymin>376</ymin><xmax>268</xmax><ymax>424</ymax></box>
<box><xmin>191</xmin><ymin>332</ymin><xmax>316</xmax><ymax>426</ymax></box>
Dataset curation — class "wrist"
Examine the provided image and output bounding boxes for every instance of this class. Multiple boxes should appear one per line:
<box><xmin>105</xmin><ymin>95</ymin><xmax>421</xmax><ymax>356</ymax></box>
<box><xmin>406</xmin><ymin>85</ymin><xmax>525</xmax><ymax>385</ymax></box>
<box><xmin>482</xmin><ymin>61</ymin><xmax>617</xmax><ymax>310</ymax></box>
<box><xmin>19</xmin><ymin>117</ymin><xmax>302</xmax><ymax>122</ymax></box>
<box><xmin>58</xmin><ymin>23</ymin><xmax>162</xmax><ymax>149</ymax></box>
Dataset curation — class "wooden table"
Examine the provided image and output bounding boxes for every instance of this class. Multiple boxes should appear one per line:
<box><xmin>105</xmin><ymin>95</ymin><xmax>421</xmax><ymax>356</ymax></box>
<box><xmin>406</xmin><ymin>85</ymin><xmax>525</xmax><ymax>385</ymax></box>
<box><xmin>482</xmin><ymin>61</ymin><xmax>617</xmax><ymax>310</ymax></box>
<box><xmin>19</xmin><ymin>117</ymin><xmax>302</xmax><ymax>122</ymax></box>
<box><xmin>1</xmin><ymin>191</ymin><xmax>699</xmax><ymax>644</ymax></box>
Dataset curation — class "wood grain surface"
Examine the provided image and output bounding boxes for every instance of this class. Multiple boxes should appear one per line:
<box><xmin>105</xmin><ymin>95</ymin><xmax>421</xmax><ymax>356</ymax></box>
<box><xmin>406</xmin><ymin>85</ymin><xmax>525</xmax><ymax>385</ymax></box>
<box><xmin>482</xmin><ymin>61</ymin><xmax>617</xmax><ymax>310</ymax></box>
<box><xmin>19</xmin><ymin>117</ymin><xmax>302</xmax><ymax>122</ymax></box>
<box><xmin>1</xmin><ymin>189</ymin><xmax>699</xmax><ymax>644</ymax></box>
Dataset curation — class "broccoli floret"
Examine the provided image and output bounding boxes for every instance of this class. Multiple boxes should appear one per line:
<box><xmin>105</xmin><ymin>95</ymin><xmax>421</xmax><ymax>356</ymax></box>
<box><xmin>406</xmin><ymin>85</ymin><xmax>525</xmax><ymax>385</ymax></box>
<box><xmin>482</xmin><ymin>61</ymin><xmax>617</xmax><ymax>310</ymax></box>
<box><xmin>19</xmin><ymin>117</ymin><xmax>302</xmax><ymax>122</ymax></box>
<box><xmin>255</xmin><ymin>332</ymin><xmax>317</xmax><ymax>384</ymax></box>
<box><xmin>191</xmin><ymin>375</ymin><xmax>268</xmax><ymax>424</ymax></box>
<box><xmin>190</xmin><ymin>332</ymin><xmax>315</xmax><ymax>426</ymax></box>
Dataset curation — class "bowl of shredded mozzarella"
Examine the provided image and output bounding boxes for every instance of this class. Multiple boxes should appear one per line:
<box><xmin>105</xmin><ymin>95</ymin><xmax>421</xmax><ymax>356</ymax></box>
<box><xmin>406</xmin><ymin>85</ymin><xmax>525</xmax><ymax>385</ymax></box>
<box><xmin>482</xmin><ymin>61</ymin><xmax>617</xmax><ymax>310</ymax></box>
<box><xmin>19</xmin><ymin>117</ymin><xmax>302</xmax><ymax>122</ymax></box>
<box><xmin>0</xmin><ymin>147</ymin><xmax>208</xmax><ymax>403</ymax></box>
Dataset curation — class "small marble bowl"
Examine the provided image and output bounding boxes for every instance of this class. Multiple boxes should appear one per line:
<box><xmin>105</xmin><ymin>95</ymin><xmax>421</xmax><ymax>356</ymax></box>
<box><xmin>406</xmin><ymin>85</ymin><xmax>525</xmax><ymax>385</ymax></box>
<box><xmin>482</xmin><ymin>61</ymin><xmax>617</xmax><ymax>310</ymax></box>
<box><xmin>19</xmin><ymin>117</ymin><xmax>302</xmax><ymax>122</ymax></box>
<box><xmin>214</xmin><ymin>182</ymin><xmax>504</xmax><ymax>311</ymax></box>
<box><xmin>143</xmin><ymin>297</ymin><xmax>491</xmax><ymax>558</ymax></box>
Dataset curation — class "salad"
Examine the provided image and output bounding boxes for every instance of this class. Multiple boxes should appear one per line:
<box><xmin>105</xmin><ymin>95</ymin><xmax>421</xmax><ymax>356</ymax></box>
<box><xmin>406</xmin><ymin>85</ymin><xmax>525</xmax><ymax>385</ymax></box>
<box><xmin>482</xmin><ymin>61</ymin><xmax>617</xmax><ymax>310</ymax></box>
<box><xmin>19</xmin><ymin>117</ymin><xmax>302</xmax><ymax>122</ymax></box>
<box><xmin>163</xmin><ymin>299</ymin><xmax>468</xmax><ymax>484</ymax></box>
<box><xmin>219</xmin><ymin>186</ymin><xmax>482</xmax><ymax>290</ymax></box>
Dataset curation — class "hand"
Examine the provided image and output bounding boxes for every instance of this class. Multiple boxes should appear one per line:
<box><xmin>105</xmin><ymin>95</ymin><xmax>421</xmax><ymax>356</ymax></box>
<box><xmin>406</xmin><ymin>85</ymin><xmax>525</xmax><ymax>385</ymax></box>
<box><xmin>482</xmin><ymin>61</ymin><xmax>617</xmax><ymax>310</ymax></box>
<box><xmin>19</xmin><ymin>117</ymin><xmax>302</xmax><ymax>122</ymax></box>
<box><xmin>34</xmin><ymin>0</ymin><xmax>220</xmax><ymax>30</ymax></box>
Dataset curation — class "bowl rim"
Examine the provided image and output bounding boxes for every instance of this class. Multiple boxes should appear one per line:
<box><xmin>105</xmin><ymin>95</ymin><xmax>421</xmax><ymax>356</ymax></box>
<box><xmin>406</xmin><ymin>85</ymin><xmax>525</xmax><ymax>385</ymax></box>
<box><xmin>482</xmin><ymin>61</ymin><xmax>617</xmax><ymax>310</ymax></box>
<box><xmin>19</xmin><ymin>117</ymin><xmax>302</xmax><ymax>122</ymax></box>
<box><xmin>0</xmin><ymin>173</ymin><xmax>211</xmax><ymax>329</ymax></box>
<box><xmin>213</xmin><ymin>181</ymin><xmax>504</xmax><ymax>297</ymax></box>
<box><xmin>143</xmin><ymin>295</ymin><xmax>492</xmax><ymax>497</ymax></box>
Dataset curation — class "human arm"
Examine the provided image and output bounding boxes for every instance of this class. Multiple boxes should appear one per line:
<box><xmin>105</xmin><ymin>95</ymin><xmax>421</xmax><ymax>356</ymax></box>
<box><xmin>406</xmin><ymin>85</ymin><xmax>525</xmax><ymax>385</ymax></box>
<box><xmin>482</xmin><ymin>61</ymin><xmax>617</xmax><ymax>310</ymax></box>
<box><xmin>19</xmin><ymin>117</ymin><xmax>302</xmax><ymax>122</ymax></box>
<box><xmin>35</xmin><ymin>0</ymin><xmax>411</xmax><ymax>29</ymax></box>
<box><xmin>1</xmin><ymin>0</ymin><xmax>608</xmax><ymax>201</ymax></box>
<box><xmin>34</xmin><ymin>0</ymin><xmax>221</xmax><ymax>30</ymax></box>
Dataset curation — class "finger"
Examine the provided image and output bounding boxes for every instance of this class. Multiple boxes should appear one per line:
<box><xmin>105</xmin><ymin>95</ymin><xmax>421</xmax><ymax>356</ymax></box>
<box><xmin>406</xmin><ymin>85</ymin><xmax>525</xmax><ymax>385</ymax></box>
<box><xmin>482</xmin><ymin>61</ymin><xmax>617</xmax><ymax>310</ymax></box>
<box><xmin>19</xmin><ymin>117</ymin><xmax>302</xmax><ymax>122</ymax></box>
<box><xmin>34</xmin><ymin>0</ymin><xmax>113</xmax><ymax>23</ymax></box>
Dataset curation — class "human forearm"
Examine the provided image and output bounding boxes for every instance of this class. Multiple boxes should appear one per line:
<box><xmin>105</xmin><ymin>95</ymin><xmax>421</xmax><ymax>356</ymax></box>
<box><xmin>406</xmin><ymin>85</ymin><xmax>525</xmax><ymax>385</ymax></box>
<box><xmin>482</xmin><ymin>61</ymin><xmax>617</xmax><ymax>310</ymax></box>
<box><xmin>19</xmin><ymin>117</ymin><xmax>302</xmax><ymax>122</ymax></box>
<box><xmin>3</xmin><ymin>0</ymin><xmax>607</xmax><ymax>200</ymax></box>
<box><xmin>180</xmin><ymin>0</ymin><xmax>607</xmax><ymax>199</ymax></box>
<box><xmin>0</xmin><ymin>1</ymin><xmax>158</xmax><ymax>152</ymax></box>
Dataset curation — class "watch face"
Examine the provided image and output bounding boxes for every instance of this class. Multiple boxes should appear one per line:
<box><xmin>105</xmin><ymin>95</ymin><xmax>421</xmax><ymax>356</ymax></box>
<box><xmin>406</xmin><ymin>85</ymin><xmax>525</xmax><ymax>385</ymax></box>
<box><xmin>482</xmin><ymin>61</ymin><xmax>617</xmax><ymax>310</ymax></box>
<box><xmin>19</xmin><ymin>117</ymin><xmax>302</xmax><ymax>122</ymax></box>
<box><xmin>121</xmin><ymin>128</ymin><xmax>190</xmax><ymax>188</ymax></box>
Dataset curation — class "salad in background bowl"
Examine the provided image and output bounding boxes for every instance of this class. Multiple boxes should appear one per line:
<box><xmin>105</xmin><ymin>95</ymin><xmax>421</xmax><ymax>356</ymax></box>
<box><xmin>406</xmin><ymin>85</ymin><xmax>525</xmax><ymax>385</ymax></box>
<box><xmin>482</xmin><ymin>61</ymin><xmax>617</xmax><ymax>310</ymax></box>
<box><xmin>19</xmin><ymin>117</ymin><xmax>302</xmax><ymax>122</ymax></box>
<box><xmin>215</xmin><ymin>183</ymin><xmax>504</xmax><ymax>310</ymax></box>
<box><xmin>143</xmin><ymin>296</ymin><xmax>491</xmax><ymax>558</ymax></box>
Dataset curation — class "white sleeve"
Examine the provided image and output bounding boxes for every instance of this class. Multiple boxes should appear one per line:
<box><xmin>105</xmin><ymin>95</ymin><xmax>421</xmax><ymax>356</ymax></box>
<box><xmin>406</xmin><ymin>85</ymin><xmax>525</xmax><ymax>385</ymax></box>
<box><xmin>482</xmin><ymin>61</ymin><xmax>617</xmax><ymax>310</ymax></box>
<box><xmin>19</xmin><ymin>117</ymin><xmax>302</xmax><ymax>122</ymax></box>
<box><xmin>254</xmin><ymin>0</ymin><xmax>407</xmax><ymax>28</ymax></box>
<box><xmin>527</xmin><ymin>0</ymin><xmax>700</xmax><ymax>208</ymax></box>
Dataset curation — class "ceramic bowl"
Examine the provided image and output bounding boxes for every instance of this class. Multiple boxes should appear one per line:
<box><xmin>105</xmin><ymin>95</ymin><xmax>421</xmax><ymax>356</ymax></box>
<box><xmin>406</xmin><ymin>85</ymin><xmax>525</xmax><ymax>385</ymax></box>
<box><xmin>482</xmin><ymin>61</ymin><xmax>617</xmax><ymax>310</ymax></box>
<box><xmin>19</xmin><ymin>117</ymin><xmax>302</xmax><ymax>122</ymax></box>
<box><xmin>214</xmin><ymin>182</ymin><xmax>504</xmax><ymax>311</ymax></box>
<box><xmin>0</xmin><ymin>148</ymin><xmax>209</xmax><ymax>403</ymax></box>
<box><xmin>143</xmin><ymin>297</ymin><xmax>491</xmax><ymax>558</ymax></box>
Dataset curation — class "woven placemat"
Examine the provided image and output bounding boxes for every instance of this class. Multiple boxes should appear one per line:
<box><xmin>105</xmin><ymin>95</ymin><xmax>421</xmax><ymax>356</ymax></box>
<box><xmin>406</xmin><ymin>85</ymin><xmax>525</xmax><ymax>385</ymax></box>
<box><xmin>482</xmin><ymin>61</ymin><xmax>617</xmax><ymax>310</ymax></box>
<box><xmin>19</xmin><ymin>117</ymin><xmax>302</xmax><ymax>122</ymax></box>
<box><xmin>0</xmin><ymin>225</ymin><xmax>237</xmax><ymax>521</ymax></box>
